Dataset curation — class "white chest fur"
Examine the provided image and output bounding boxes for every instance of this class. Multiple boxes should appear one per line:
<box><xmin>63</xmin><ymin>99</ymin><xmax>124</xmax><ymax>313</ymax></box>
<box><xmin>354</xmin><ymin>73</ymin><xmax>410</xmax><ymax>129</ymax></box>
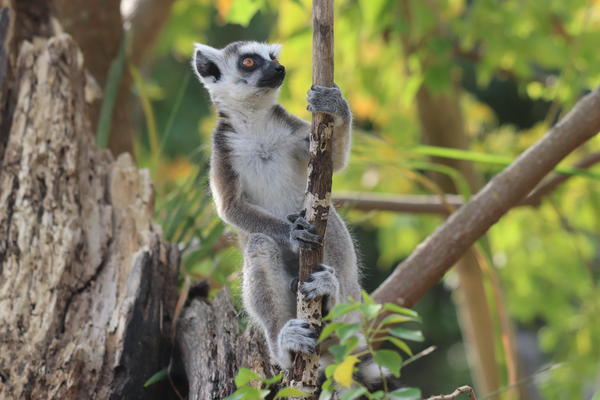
<box><xmin>228</xmin><ymin>124</ymin><xmax>307</xmax><ymax>218</ymax></box>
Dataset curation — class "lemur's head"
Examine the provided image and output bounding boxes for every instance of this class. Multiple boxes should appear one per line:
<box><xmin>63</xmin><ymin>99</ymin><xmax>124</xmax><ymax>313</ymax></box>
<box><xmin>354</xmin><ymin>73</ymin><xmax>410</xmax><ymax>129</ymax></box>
<box><xmin>192</xmin><ymin>41</ymin><xmax>284</xmax><ymax>110</ymax></box>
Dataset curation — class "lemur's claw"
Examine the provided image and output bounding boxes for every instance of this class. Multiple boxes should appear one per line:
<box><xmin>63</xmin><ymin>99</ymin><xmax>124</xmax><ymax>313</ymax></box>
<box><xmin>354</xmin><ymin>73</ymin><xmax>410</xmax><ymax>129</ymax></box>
<box><xmin>286</xmin><ymin>209</ymin><xmax>306</xmax><ymax>223</ymax></box>
<box><xmin>279</xmin><ymin>319</ymin><xmax>317</xmax><ymax>355</ymax></box>
<box><xmin>291</xmin><ymin>229</ymin><xmax>322</xmax><ymax>249</ymax></box>
<box><xmin>288</xmin><ymin>212</ymin><xmax>321</xmax><ymax>249</ymax></box>
<box><xmin>300</xmin><ymin>264</ymin><xmax>338</xmax><ymax>304</ymax></box>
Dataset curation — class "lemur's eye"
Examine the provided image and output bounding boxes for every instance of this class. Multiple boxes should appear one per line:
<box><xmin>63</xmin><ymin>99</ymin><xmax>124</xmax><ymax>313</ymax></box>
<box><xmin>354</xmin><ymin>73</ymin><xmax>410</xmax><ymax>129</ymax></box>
<box><xmin>242</xmin><ymin>57</ymin><xmax>255</xmax><ymax>67</ymax></box>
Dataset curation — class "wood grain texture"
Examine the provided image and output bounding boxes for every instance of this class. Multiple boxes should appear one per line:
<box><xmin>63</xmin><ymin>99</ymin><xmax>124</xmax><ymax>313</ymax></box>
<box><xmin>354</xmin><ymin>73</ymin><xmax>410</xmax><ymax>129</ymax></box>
<box><xmin>177</xmin><ymin>291</ymin><xmax>277</xmax><ymax>400</ymax></box>
<box><xmin>0</xmin><ymin>29</ymin><xmax>178</xmax><ymax>400</ymax></box>
<box><xmin>288</xmin><ymin>0</ymin><xmax>335</xmax><ymax>394</ymax></box>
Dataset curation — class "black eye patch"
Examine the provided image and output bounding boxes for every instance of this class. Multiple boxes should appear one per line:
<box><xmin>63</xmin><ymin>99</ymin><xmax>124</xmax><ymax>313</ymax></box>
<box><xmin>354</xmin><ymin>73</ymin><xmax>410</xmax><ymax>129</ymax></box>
<box><xmin>238</xmin><ymin>53</ymin><xmax>264</xmax><ymax>72</ymax></box>
<box><xmin>269</xmin><ymin>53</ymin><xmax>276</xmax><ymax>60</ymax></box>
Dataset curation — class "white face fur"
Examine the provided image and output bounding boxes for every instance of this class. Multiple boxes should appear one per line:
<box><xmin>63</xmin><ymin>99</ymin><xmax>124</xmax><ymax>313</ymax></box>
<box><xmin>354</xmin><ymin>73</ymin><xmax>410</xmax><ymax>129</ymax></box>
<box><xmin>192</xmin><ymin>41</ymin><xmax>284</xmax><ymax>110</ymax></box>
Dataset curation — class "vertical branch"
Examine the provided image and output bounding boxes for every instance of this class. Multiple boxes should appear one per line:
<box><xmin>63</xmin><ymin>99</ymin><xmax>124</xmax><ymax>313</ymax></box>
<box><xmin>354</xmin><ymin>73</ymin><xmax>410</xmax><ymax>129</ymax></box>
<box><xmin>288</xmin><ymin>0</ymin><xmax>334</xmax><ymax>395</ymax></box>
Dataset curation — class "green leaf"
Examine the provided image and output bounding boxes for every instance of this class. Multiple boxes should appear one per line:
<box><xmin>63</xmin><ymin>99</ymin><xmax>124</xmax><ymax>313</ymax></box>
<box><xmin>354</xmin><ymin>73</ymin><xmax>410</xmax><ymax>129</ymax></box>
<box><xmin>386</xmin><ymin>337</ymin><xmax>414</xmax><ymax>356</ymax></box>
<box><xmin>389</xmin><ymin>327</ymin><xmax>425</xmax><ymax>342</ymax></box>
<box><xmin>378</xmin><ymin>314</ymin><xmax>414</xmax><ymax>327</ymax></box>
<box><xmin>412</xmin><ymin>145</ymin><xmax>600</xmax><ymax>180</ymax></box>
<box><xmin>143</xmin><ymin>368</ymin><xmax>168</xmax><ymax>387</ymax></box>
<box><xmin>382</xmin><ymin>304</ymin><xmax>420</xmax><ymax>320</ymax></box>
<box><xmin>319</xmin><ymin>322</ymin><xmax>344</xmax><ymax>343</ymax></box>
<box><xmin>274</xmin><ymin>387</ymin><xmax>310</xmax><ymax>399</ymax></box>
<box><xmin>370</xmin><ymin>390</ymin><xmax>385</xmax><ymax>399</ymax></box>
<box><xmin>319</xmin><ymin>387</ymin><xmax>334</xmax><ymax>400</ymax></box>
<box><xmin>227</xmin><ymin>0</ymin><xmax>264</xmax><ymax>26</ymax></box>
<box><xmin>337</xmin><ymin>323</ymin><xmax>360</xmax><ymax>343</ymax></box>
<box><xmin>96</xmin><ymin>31</ymin><xmax>128</xmax><ymax>148</ymax></box>
<box><xmin>224</xmin><ymin>386</ymin><xmax>270</xmax><ymax>400</ymax></box>
<box><xmin>591</xmin><ymin>391</ymin><xmax>600</xmax><ymax>400</ymax></box>
<box><xmin>263</xmin><ymin>372</ymin><xmax>284</xmax><ymax>386</ymax></box>
<box><xmin>361</xmin><ymin>289</ymin><xmax>376</xmax><ymax>305</ymax></box>
<box><xmin>234</xmin><ymin>368</ymin><xmax>261</xmax><ymax>387</ymax></box>
<box><xmin>324</xmin><ymin>302</ymin><xmax>361</xmax><ymax>320</ymax></box>
<box><xmin>359</xmin><ymin>303</ymin><xmax>382</xmax><ymax>320</ymax></box>
<box><xmin>340</xmin><ymin>387</ymin><xmax>368</xmax><ymax>400</ymax></box>
<box><xmin>325</xmin><ymin>364</ymin><xmax>336</xmax><ymax>378</ymax></box>
<box><xmin>373</xmin><ymin>349</ymin><xmax>403</xmax><ymax>377</ymax></box>
<box><xmin>389</xmin><ymin>387</ymin><xmax>422</xmax><ymax>399</ymax></box>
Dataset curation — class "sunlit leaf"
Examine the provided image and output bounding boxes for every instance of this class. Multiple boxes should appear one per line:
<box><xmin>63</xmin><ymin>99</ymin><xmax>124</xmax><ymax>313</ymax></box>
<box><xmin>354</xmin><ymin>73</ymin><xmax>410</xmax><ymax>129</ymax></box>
<box><xmin>359</xmin><ymin>303</ymin><xmax>382</xmax><ymax>320</ymax></box>
<box><xmin>227</xmin><ymin>0</ymin><xmax>264</xmax><ymax>26</ymax></box>
<box><xmin>324</xmin><ymin>302</ymin><xmax>361</xmax><ymax>320</ymax></box>
<box><xmin>333</xmin><ymin>355</ymin><xmax>359</xmax><ymax>388</ymax></box>
<box><xmin>274</xmin><ymin>387</ymin><xmax>310</xmax><ymax>399</ymax></box>
<box><xmin>234</xmin><ymin>368</ymin><xmax>261</xmax><ymax>387</ymax></box>
<box><xmin>383</xmin><ymin>304</ymin><xmax>420</xmax><ymax>320</ymax></box>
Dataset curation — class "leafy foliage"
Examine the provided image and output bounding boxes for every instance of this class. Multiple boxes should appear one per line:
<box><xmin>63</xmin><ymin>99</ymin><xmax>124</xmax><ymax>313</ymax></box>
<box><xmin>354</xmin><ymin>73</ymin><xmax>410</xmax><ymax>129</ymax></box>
<box><xmin>131</xmin><ymin>0</ymin><xmax>600</xmax><ymax>397</ymax></box>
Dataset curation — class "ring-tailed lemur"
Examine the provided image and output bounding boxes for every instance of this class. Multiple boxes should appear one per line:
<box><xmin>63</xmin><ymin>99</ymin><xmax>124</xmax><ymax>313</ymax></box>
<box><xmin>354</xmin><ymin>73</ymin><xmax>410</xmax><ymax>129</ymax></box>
<box><xmin>191</xmin><ymin>41</ymin><xmax>367</xmax><ymax>374</ymax></box>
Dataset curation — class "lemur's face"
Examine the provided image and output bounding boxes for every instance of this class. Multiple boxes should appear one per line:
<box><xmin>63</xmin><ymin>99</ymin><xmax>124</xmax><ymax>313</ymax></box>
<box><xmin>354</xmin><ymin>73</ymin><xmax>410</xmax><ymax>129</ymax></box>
<box><xmin>192</xmin><ymin>41</ymin><xmax>284</xmax><ymax>106</ymax></box>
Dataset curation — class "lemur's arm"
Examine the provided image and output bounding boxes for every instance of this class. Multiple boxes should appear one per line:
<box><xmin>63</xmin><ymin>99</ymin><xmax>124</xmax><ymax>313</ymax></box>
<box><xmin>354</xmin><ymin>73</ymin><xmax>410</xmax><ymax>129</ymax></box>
<box><xmin>210</xmin><ymin>130</ymin><xmax>292</xmax><ymax>246</ymax></box>
<box><xmin>307</xmin><ymin>84</ymin><xmax>352</xmax><ymax>172</ymax></box>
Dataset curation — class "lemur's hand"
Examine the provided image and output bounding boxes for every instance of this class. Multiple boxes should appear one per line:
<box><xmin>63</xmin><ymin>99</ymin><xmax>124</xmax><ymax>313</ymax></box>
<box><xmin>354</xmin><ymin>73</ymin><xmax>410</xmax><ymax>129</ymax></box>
<box><xmin>306</xmin><ymin>84</ymin><xmax>350</xmax><ymax>125</ymax></box>
<box><xmin>300</xmin><ymin>264</ymin><xmax>340</xmax><ymax>312</ymax></box>
<box><xmin>278</xmin><ymin>319</ymin><xmax>317</xmax><ymax>355</ymax></box>
<box><xmin>287</xmin><ymin>210</ymin><xmax>322</xmax><ymax>250</ymax></box>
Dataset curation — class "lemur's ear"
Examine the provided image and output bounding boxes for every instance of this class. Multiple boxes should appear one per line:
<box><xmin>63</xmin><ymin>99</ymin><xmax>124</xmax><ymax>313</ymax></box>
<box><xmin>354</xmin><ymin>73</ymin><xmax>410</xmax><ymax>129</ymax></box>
<box><xmin>268</xmin><ymin>43</ymin><xmax>282</xmax><ymax>59</ymax></box>
<box><xmin>192</xmin><ymin>43</ymin><xmax>222</xmax><ymax>83</ymax></box>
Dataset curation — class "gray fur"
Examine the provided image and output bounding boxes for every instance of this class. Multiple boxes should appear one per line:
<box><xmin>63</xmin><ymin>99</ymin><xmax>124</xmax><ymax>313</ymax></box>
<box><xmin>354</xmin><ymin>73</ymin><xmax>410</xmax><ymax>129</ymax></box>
<box><xmin>192</xmin><ymin>41</ymin><xmax>361</xmax><ymax>370</ymax></box>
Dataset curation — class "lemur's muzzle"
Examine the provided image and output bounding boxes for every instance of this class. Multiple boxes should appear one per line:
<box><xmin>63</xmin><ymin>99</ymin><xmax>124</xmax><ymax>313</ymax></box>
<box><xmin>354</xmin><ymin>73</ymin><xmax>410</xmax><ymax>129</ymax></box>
<box><xmin>257</xmin><ymin>61</ymin><xmax>286</xmax><ymax>88</ymax></box>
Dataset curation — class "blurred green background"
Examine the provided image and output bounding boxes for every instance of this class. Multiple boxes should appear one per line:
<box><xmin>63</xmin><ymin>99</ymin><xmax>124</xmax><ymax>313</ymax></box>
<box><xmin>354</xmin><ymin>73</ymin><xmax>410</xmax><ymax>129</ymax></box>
<box><xmin>119</xmin><ymin>0</ymin><xmax>600</xmax><ymax>398</ymax></box>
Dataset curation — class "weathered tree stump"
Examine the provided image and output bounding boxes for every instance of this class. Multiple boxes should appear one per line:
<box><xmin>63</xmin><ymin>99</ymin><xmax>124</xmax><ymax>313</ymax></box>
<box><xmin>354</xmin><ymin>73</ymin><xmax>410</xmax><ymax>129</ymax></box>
<box><xmin>177</xmin><ymin>290</ymin><xmax>276</xmax><ymax>400</ymax></box>
<box><xmin>0</xmin><ymin>4</ymin><xmax>179</xmax><ymax>398</ymax></box>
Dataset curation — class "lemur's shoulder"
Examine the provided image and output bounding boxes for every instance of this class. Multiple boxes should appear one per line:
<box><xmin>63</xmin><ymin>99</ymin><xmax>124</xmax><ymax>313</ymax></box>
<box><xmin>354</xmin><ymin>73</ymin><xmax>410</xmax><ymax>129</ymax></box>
<box><xmin>271</xmin><ymin>104</ymin><xmax>309</xmax><ymax>134</ymax></box>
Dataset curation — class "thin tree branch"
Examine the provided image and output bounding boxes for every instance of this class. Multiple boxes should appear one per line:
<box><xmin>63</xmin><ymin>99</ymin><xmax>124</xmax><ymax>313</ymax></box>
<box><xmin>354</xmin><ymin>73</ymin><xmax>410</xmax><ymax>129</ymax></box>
<box><xmin>426</xmin><ymin>386</ymin><xmax>478</xmax><ymax>400</ymax></box>
<box><xmin>333</xmin><ymin>193</ymin><xmax>463</xmax><ymax>214</ymax></box>
<box><xmin>125</xmin><ymin>0</ymin><xmax>175</xmax><ymax>67</ymax></box>
<box><xmin>288</xmin><ymin>0</ymin><xmax>334</xmax><ymax>395</ymax></box>
<box><xmin>371</xmin><ymin>86</ymin><xmax>600</xmax><ymax>308</ymax></box>
<box><xmin>333</xmin><ymin>151</ymin><xmax>600</xmax><ymax>214</ymax></box>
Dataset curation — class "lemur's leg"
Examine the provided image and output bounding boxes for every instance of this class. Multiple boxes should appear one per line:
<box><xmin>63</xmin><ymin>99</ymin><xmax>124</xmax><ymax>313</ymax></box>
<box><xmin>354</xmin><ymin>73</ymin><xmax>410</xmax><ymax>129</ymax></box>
<box><xmin>307</xmin><ymin>84</ymin><xmax>352</xmax><ymax>172</ymax></box>
<box><xmin>243</xmin><ymin>233</ymin><xmax>297</xmax><ymax>367</ymax></box>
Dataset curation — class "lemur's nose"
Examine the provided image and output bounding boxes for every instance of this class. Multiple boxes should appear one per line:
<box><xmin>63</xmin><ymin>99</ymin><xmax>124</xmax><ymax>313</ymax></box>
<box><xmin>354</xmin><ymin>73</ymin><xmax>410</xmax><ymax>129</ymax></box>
<box><xmin>275</xmin><ymin>63</ymin><xmax>285</xmax><ymax>73</ymax></box>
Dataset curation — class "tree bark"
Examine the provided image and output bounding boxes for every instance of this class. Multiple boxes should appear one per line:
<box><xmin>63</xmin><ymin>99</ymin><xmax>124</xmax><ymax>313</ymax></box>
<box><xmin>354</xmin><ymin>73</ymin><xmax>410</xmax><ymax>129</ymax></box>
<box><xmin>0</xmin><ymin>3</ymin><xmax>178</xmax><ymax>398</ymax></box>
<box><xmin>289</xmin><ymin>0</ymin><xmax>335</xmax><ymax>394</ymax></box>
<box><xmin>372</xmin><ymin>86</ymin><xmax>600</xmax><ymax>307</ymax></box>
<box><xmin>415</xmin><ymin>84</ymin><xmax>502</xmax><ymax>398</ymax></box>
<box><xmin>53</xmin><ymin>0</ymin><xmax>176</xmax><ymax>156</ymax></box>
<box><xmin>177</xmin><ymin>290</ymin><xmax>276</xmax><ymax>400</ymax></box>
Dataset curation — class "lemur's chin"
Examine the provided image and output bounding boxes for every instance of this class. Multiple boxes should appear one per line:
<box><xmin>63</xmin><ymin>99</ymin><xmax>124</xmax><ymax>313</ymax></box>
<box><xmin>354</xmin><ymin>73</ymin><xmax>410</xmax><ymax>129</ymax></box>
<box><xmin>257</xmin><ymin>75</ymin><xmax>285</xmax><ymax>88</ymax></box>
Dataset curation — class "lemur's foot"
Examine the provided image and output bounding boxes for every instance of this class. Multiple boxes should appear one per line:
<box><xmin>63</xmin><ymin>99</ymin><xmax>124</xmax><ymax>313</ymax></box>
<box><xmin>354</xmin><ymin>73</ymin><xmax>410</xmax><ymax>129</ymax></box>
<box><xmin>306</xmin><ymin>84</ymin><xmax>349</xmax><ymax>118</ymax></box>
<box><xmin>300</xmin><ymin>264</ymin><xmax>339</xmax><ymax>311</ymax></box>
<box><xmin>287</xmin><ymin>210</ymin><xmax>322</xmax><ymax>249</ymax></box>
<box><xmin>278</xmin><ymin>319</ymin><xmax>318</xmax><ymax>355</ymax></box>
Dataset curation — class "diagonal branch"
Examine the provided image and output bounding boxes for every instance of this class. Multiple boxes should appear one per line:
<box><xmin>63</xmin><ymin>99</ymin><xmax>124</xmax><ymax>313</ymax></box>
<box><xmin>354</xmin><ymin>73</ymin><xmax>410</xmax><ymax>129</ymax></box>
<box><xmin>372</xmin><ymin>86</ymin><xmax>600</xmax><ymax>307</ymax></box>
